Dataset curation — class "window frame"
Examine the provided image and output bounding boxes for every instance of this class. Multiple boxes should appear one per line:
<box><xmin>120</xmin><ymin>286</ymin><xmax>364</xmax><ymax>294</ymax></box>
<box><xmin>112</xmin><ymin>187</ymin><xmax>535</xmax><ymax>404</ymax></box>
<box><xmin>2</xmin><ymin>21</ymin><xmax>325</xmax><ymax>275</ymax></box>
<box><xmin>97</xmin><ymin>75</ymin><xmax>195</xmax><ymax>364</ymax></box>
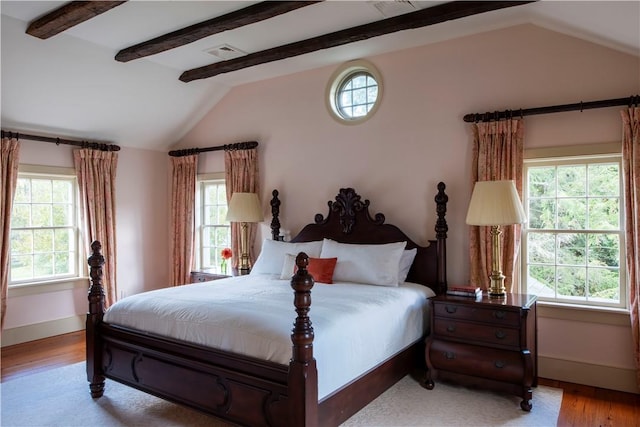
<box><xmin>9</xmin><ymin>165</ymin><xmax>82</xmax><ymax>287</ymax></box>
<box><xmin>195</xmin><ymin>174</ymin><xmax>231</xmax><ymax>273</ymax></box>
<box><xmin>325</xmin><ymin>59</ymin><xmax>383</xmax><ymax>125</ymax></box>
<box><xmin>521</xmin><ymin>144</ymin><xmax>626</xmax><ymax>310</ymax></box>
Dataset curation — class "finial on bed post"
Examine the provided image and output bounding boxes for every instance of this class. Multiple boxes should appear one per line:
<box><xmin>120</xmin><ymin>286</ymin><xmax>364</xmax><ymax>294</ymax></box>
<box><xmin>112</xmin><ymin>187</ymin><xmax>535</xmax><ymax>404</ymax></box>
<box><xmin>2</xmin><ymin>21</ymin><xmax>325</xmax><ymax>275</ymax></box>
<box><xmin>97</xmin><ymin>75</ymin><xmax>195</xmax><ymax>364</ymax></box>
<box><xmin>86</xmin><ymin>240</ymin><xmax>106</xmax><ymax>398</ymax></box>
<box><xmin>435</xmin><ymin>182</ymin><xmax>449</xmax><ymax>294</ymax></box>
<box><xmin>288</xmin><ymin>252</ymin><xmax>318</xmax><ymax>427</ymax></box>
<box><xmin>270</xmin><ymin>189</ymin><xmax>282</xmax><ymax>240</ymax></box>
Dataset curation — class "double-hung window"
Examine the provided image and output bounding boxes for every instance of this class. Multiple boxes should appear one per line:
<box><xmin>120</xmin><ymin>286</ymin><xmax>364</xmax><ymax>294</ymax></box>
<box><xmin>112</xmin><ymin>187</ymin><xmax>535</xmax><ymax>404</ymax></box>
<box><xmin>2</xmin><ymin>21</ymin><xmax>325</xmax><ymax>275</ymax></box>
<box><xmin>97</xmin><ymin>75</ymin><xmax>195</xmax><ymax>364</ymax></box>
<box><xmin>196</xmin><ymin>176</ymin><xmax>231</xmax><ymax>273</ymax></box>
<box><xmin>10</xmin><ymin>166</ymin><xmax>80</xmax><ymax>285</ymax></box>
<box><xmin>522</xmin><ymin>147</ymin><xmax>625</xmax><ymax>309</ymax></box>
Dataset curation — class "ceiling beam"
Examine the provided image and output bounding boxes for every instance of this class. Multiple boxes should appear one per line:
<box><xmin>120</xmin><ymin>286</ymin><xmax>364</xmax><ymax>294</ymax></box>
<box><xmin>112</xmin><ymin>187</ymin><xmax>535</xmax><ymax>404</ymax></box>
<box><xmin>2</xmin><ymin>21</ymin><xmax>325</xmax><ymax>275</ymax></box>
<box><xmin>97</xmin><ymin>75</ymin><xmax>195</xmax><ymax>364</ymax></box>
<box><xmin>115</xmin><ymin>1</ymin><xmax>322</xmax><ymax>63</ymax></box>
<box><xmin>180</xmin><ymin>1</ymin><xmax>536</xmax><ymax>83</ymax></box>
<box><xmin>26</xmin><ymin>1</ymin><xmax>127</xmax><ymax>39</ymax></box>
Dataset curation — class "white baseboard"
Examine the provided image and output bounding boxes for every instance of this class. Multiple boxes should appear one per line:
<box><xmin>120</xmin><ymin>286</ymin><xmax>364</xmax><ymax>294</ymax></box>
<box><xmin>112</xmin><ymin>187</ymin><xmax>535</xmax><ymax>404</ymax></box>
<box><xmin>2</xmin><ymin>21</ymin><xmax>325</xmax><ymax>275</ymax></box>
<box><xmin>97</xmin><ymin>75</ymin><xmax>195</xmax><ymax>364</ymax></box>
<box><xmin>539</xmin><ymin>355</ymin><xmax>639</xmax><ymax>394</ymax></box>
<box><xmin>1</xmin><ymin>315</ymin><xmax>85</xmax><ymax>347</ymax></box>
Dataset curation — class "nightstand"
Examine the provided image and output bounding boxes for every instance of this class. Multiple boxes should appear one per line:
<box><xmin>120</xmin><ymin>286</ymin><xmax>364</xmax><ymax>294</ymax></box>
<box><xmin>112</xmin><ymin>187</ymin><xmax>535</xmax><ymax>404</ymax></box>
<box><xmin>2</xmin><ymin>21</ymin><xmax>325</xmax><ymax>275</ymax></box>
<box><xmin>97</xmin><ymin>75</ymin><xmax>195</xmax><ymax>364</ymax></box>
<box><xmin>190</xmin><ymin>269</ymin><xmax>231</xmax><ymax>283</ymax></box>
<box><xmin>423</xmin><ymin>293</ymin><xmax>537</xmax><ymax>411</ymax></box>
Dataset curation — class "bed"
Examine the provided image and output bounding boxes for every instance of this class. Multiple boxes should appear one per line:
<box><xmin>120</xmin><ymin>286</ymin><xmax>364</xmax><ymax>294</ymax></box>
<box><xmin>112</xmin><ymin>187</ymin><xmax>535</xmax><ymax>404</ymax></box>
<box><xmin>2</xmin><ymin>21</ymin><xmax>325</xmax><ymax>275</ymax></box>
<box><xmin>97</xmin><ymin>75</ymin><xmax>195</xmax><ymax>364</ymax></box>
<box><xmin>86</xmin><ymin>183</ymin><xmax>449</xmax><ymax>426</ymax></box>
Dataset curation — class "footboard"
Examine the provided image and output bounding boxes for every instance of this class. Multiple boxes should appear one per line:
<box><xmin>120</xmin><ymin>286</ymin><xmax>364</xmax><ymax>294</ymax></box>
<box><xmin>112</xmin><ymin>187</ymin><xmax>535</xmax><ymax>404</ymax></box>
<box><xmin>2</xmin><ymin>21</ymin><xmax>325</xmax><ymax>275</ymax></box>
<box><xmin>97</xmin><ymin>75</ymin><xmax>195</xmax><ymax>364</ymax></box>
<box><xmin>86</xmin><ymin>242</ymin><xmax>318</xmax><ymax>427</ymax></box>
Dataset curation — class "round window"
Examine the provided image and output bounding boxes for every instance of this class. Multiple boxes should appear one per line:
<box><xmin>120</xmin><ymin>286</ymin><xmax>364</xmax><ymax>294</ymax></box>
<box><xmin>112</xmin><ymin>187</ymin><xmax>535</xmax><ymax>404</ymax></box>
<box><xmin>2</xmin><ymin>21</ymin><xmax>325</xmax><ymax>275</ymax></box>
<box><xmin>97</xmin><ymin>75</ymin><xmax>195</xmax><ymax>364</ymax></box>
<box><xmin>326</xmin><ymin>60</ymin><xmax>382</xmax><ymax>124</ymax></box>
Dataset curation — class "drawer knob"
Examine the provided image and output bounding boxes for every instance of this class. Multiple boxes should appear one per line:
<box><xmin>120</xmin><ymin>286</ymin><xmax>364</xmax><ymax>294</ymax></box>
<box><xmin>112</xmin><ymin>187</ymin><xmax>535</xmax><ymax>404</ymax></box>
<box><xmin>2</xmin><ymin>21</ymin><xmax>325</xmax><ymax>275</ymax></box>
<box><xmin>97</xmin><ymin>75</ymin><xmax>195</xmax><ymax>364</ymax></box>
<box><xmin>445</xmin><ymin>305</ymin><xmax>457</xmax><ymax>314</ymax></box>
<box><xmin>495</xmin><ymin>330</ymin><xmax>507</xmax><ymax>339</ymax></box>
<box><xmin>494</xmin><ymin>360</ymin><xmax>506</xmax><ymax>369</ymax></box>
<box><xmin>446</xmin><ymin>325</ymin><xmax>456</xmax><ymax>333</ymax></box>
<box><xmin>444</xmin><ymin>352</ymin><xmax>456</xmax><ymax>360</ymax></box>
<box><xmin>493</xmin><ymin>310</ymin><xmax>506</xmax><ymax>319</ymax></box>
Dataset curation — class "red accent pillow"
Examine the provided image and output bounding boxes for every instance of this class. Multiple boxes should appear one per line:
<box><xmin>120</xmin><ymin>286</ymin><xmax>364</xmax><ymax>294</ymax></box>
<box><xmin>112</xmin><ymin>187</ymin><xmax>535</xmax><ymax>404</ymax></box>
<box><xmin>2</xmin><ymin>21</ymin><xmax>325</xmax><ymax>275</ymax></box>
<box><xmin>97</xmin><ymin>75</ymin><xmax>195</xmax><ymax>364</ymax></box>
<box><xmin>296</xmin><ymin>257</ymin><xmax>338</xmax><ymax>284</ymax></box>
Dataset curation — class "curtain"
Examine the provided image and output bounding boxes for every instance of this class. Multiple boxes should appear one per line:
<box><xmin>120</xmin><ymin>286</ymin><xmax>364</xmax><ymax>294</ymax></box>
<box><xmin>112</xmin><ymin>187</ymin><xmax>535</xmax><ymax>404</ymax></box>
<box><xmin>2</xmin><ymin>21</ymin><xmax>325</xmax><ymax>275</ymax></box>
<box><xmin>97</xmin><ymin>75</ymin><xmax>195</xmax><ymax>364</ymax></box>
<box><xmin>1</xmin><ymin>137</ymin><xmax>20</xmax><ymax>330</ymax></box>
<box><xmin>225</xmin><ymin>148</ymin><xmax>259</xmax><ymax>270</ymax></box>
<box><xmin>74</xmin><ymin>149</ymin><xmax>118</xmax><ymax>308</ymax></box>
<box><xmin>170</xmin><ymin>155</ymin><xmax>198</xmax><ymax>286</ymax></box>
<box><xmin>621</xmin><ymin>107</ymin><xmax>640</xmax><ymax>389</ymax></box>
<box><xmin>469</xmin><ymin>119</ymin><xmax>524</xmax><ymax>292</ymax></box>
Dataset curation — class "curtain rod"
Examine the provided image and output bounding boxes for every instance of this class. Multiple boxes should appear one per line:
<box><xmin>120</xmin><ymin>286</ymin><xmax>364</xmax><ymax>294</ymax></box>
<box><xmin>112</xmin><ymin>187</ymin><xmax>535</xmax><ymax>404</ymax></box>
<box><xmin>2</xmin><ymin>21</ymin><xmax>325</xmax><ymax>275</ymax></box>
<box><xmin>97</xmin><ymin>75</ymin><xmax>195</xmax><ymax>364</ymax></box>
<box><xmin>1</xmin><ymin>129</ymin><xmax>120</xmax><ymax>151</ymax></box>
<box><xmin>463</xmin><ymin>94</ymin><xmax>640</xmax><ymax>123</ymax></box>
<box><xmin>168</xmin><ymin>140</ymin><xmax>258</xmax><ymax>157</ymax></box>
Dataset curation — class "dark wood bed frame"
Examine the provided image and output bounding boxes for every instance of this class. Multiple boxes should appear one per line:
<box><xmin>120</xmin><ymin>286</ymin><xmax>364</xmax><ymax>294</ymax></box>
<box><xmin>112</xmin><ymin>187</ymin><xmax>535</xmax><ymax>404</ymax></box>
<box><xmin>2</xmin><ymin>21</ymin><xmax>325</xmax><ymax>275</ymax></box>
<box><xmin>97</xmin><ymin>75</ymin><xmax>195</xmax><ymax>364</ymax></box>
<box><xmin>86</xmin><ymin>182</ymin><xmax>449</xmax><ymax>426</ymax></box>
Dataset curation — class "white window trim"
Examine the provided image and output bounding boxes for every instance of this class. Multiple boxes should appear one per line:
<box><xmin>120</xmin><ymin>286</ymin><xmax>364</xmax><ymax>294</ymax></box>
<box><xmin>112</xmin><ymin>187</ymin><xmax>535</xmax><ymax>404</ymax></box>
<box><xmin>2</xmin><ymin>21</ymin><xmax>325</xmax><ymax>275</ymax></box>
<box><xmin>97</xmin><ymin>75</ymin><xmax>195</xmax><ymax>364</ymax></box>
<box><xmin>195</xmin><ymin>173</ymin><xmax>227</xmax><ymax>271</ymax></box>
<box><xmin>9</xmin><ymin>164</ymin><xmax>84</xmax><ymax>289</ymax></box>
<box><xmin>325</xmin><ymin>59</ymin><xmax>383</xmax><ymax>125</ymax></box>
<box><xmin>521</xmin><ymin>143</ymin><xmax>627</xmax><ymax>310</ymax></box>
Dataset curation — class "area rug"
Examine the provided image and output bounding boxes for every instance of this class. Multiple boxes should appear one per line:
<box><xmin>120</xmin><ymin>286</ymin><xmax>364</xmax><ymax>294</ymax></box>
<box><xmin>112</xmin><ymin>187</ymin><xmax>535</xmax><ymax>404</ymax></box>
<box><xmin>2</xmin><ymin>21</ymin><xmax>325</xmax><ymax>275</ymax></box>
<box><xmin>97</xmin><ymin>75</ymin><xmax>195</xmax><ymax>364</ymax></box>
<box><xmin>1</xmin><ymin>363</ymin><xmax>561</xmax><ymax>426</ymax></box>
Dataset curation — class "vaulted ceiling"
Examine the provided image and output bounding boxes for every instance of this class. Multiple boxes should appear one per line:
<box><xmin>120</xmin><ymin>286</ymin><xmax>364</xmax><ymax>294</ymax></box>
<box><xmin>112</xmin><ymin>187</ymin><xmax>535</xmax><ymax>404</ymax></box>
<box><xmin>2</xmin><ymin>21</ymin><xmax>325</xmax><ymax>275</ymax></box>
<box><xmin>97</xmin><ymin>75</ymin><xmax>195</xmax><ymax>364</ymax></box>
<box><xmin>1</xmin><ymin>1</ymin><xmax>638</xmax><ymax>151</ymax></box>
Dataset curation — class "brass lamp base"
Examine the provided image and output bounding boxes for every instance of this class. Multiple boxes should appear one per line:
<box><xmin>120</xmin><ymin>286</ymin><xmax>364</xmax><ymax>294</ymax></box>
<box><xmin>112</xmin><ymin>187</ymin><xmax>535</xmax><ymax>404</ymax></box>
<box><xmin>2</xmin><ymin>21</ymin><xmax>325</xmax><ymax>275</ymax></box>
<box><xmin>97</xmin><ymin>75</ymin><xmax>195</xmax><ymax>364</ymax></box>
<box><xmin>489</xmin><ymin>225</ymin><xmax>506</xmax><ymax>298</ymax></box>
<box><xmin>238</xmin><ymin>222</ymin><xmax>251</xmax><ymax>275</ymax></box>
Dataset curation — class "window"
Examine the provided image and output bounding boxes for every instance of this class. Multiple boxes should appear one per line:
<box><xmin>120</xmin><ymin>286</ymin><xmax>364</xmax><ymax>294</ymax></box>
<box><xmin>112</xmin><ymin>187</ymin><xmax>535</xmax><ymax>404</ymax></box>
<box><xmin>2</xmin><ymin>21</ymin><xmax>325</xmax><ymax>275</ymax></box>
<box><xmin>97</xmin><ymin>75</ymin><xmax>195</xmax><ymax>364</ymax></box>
<box><xmin>10</xmin><ymin>168</ymin><xmax>80</xmax><ymax>284</ymax></box>
<box><xmin>196</xmin><ymin>177</ymin><xmax>231</xmax><ymax>273</ymax></box>
<box><xmin>522</xmin><ymin>150</ymin><xmax>625</xmax><ymax>308</ymax></box>
<box><xmin>326</xmin><ymin>60</ymin><xmax>382</xmax><ymax>124</ymax></box>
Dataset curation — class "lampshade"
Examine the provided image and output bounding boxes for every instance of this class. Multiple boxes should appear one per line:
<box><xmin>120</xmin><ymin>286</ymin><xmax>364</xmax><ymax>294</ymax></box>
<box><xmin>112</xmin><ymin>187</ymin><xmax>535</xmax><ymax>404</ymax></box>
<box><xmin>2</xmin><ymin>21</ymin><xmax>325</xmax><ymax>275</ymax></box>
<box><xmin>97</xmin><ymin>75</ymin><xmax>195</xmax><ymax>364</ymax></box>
<box><xmin>466</xmin><ymin>180</ymin><xmax>527</xmax><ymax>226</ymax></box>
<box><xmin>226</xmin><ymin>192</ymin><xmax>264</xmax><ymax>223</ymax></box>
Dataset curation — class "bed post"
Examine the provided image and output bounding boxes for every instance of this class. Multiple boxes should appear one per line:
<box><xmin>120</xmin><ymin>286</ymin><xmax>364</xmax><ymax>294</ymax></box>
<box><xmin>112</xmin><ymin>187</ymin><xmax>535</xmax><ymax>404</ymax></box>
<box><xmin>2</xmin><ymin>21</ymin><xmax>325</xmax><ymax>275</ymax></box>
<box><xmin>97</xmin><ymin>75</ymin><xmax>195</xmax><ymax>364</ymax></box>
<box><xmin>86</xmin><ymin>240</ymin><xmax>105</xmax><ymax>398</ymax></box>
<box><xmin>435</xmin><ymin>182</ymin><xmax>448</xmax><ymax>294</ymax></box>
<box><xmin>270</xmin><ymin>189</ymin><xmax>282</xmax><ymax>240</ymax></box>
<box><xmin>288</xmin><ymin>253</ymin><xmax>318</xmax><ymax>427</ymax></box>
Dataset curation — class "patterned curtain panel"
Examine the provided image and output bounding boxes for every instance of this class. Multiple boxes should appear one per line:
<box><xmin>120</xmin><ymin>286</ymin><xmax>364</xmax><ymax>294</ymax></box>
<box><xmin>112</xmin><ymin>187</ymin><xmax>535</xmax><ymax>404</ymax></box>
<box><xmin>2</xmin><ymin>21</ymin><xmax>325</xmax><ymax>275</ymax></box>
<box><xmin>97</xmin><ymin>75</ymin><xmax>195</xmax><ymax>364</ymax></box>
<box><xmin>74</xmin><ymin>149</ymin><xmax>118</xmax><ymax>308</ymax></box>
<box><xmin>0</xmin><ymin>137</ymin><xmax>20</xmax><ymax>330</ymax></box>
<box><xmin>224</xmin><ymin>148</ymin><xmax>259</xmax><ymax>269</ymax></box>
<box><xmin>170</xmin><ymin>155</ymin><xmax>198</xmax><ymax>286</ymax></box>
<box><xmin>469</xmin><ymin>119</ymin><xmax>524</xmax><ymax>293</ymax></box>
<box><xmin>621</xmin><ymin>107</ymin><xmax>640</xmax><ymax>389</ymax></box>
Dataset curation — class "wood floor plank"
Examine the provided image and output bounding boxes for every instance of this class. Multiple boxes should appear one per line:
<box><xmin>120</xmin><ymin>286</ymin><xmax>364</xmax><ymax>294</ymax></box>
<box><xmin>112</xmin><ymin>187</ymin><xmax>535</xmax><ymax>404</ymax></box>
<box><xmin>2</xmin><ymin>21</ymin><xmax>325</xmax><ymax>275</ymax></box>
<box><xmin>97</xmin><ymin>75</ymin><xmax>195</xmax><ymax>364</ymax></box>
<box><xmin>2</xmin><ymin>331</ymin><xmax>639</xmax><ymax>427</ymax></box>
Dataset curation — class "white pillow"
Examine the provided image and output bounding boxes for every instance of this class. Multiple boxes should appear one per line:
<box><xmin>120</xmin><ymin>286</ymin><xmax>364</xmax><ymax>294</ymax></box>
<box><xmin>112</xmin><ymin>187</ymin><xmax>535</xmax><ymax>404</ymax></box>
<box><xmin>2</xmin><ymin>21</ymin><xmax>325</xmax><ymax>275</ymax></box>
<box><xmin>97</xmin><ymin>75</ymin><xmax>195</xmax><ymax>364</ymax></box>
<box><xmin>319</xmin><ymin>238</ymin><xmax>406</xmax><ymax>286</ymax></box>
<box><xmin>398</xmin><ymin>248</ymin><xmax>417</xmax><ymax>283</ymax></box>
<box><xmin>251</xmin><ymin>239</ymin><xmax>323</xmax><ymax>275</ymax></box>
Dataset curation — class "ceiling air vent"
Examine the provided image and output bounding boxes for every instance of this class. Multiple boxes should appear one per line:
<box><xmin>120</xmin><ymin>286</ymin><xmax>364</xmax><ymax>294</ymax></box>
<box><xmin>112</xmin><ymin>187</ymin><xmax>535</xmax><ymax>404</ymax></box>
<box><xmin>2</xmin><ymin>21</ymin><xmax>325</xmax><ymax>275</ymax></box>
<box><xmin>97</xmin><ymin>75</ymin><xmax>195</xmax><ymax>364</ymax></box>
<box><xmin>367</xmin><ymin>0</ymin><xmax>416</xmax><ymax>18</ymax></box>
<box><xmin>204</xmin><ymin>44</ymin><xmax>247</xmax><ymax>61</ymax></box>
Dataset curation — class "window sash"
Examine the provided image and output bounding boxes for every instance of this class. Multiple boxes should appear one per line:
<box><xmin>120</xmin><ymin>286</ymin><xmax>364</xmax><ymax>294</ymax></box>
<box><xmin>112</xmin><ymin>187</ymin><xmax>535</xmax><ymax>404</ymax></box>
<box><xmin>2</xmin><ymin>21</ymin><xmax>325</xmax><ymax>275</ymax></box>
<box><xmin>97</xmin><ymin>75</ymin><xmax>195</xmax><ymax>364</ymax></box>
<box><xmin>522</xmin><ymin>154</ymin><xmax>626</xmax><ymax>309</ymax></box>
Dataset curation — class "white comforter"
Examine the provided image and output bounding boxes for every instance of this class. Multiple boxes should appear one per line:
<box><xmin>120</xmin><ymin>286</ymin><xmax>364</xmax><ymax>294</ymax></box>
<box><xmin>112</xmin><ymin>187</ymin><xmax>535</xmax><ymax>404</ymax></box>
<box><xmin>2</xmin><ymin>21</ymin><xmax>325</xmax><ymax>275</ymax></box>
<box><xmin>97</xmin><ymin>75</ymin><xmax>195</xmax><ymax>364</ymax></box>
<box><xmin>103</xmin><ymin>274</ymin><xmax>434</xmax><ymax>399</ymax></box>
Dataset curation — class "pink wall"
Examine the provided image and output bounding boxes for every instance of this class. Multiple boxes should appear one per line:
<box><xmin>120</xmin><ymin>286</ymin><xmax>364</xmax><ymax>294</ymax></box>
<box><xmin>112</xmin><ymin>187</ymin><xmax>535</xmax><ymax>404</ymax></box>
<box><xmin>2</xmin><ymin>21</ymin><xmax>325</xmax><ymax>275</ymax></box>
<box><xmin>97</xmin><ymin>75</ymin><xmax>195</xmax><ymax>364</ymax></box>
<box><xmin>179</xmin><ymin>24</ymin><xmax>639</xmax><ymax>286</ymax></box>
<box><xmin>177</xmin><ymin>24</ymin><xmax>640</xmax><ymax>385</ymax></box>
<box><xmin>5</xmin><ymin>142</ymin><xmax>169</xmax><ymax>329</ymax></box>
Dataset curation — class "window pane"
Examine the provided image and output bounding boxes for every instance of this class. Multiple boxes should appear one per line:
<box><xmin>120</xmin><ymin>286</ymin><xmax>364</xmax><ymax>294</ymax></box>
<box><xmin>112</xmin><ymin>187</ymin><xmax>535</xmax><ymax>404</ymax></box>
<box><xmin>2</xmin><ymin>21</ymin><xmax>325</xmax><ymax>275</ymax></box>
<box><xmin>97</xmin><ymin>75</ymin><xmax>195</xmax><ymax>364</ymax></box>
<box><xmin>588</xmin><ymin>198</ymin><xmax>619</xmax><ymax>229</ymax></box>
<box><xmin>11</xmin><ymin>204</ymin><xmax>30</xmax><ymax>227</ymax></box>
<box><xmin>557</xmin><ymin>198</ymin><xmax>586</xmax><ymax>229</ymax></box>
<box><xmin>588</xmin><ymin>164</ymin><xmax>619</xmax><ymax>196</ymax></box>
<box><xmin>32</xmin><ymin>205</ymin><xmax>52</xmax><ymax>227</ymax></box>
<box><xmin>556</xmin><ymin>266</ymin><xmax>586</xmax><ymax>298</ymax></box>
<box><xmin>52</xmin><ymin>180</ymin><xmax>72</xmax><ymax>203</ymax></box>
<box><xmin>14</xmin><ymin>179</ymin><xmax>30</xmax><ymax>203</ymax></box>
<box><xmin>527</xmin><ymin>232</ymin><xmax>555</xmax><ymax>264</ymax></box>
<box><xmin>588</xmin><ymin>234</ymin><xmax>619</xmax><ymax>267</ymax></box>
<box><xmin>588</xmin><ymin>268</ymin><xmax>619</xmax><ymax>301</ymax></box>
<box><xmin>33</xmin><ymin>229</ymin><xmax>54</xmax><ymax>252</ymax></box>
<box><xmin>367</xmin><ymin>86</ymin><xmax>378</xmax><ymax>103</ymax></box>
<box><xmin>31</xmin><ymin>180</ymin><xmax>52</xmax><ymax>203</ymax></box>
<box><xmin>352</xmin><ymin>88</ymin><xmax>366</xmax><ymax>105</ymax></box>
<box><xmin>528</xmin><ymin>167</ymin><xmax>556</xmax><ymax>197</ymax></box>
<box><xmin>11</xmin><ymin>255</ymin><xmax>32</xmax><ymax>281</ymax></box>
<box><xmin>205</xmin><ymin>206</ymin><xmax>216</xmax><ymax>226</ymax></box>
<box><xmin>11</xmin><ymin>230</ymin><xmax>33</xmax><ymax>254</ymax></box>
<box><xmin>34</xmin><ymin>253</ymin><xmax>53</xmax><ymax>277</ymax></box>
<box><xmin>216</xmin><ymin>186</ymin><xmax>227</xmax><ymax>204</ymax></box>
<box><xmin>528</xmin><ymin>199</ymin><xmax>556</xmax><ymax>229</ymax></box>
<box><xmin>528</xmin><ymin>265</ymin><xmax>555</xmax><ymax>296</ymax></box>
<box><xmin>54</xmin><ymin>252</ymin><xmax>72</xmax><ymax>275</ymax></box>
<box><xmin>52</xmin><ymin>204</ymin><xmax>72</xmax><ymax>226</ymax></box>
<box><xmin>557</xmin><ymin>166</ymin><xmax>585</xmax><ymax>197</ymax></box>
<box><xmin>214</xmin><ymin>226</ymin><xmax>230</xmax><ymax>247</ymax></box>
<box><xmin>54</xmin><ymin>229</ymin><xmax>73</xmax><ymax>252</ymax></box>
<box><xmin>557</xmin><ymin>233</ymin><xmax>585</xmax><ymax>266</ymax></box>
<box><xmin>217</xmin><ymin>206</ymin><xmax>228</xmax><ymax>225</ymax></box>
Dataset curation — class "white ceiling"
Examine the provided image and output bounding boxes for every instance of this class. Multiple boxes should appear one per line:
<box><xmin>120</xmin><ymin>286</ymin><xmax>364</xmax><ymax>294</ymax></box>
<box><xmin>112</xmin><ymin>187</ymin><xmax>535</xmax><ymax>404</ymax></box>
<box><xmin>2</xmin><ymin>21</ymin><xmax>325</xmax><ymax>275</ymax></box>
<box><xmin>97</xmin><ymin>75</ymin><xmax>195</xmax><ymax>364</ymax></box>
<box><xmin>1</xmin><ymin>1</ymin><xmax>639</xmax><ymax>151</ymax></box>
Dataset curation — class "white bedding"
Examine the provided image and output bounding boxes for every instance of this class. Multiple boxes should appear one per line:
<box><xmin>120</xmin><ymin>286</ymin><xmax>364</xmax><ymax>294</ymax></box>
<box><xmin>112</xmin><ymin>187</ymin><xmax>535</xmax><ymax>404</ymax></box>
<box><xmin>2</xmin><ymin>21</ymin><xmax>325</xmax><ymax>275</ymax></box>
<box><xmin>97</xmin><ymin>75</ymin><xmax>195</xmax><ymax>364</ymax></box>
<box><xmin>103</xmin><ymin>274</ymin><xmax>434</xmax><ymax>400</ymax></box>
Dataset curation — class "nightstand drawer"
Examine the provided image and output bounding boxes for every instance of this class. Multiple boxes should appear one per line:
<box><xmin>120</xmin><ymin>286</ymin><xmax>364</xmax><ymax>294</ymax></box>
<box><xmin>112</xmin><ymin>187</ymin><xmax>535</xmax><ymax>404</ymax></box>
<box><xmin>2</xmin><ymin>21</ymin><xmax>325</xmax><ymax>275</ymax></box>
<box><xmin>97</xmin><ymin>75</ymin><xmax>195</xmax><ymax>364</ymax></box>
<box><xmin>433</xmin><ymin>302</ymin><xmax>520</xmax><ymax>327</ymax></box>
<box><xmin>429</xmin><ymin>340</ymin><xmax>523</xmax><ymax>384</ymax></box>
<box><xmin>433</xmin><ymin>319</ymin><xmax>521</xmax><ymax>348</ymax></box>
<box><xmin>190</xmin><ymin>271</ymin><xmax>230</xmax><ymax>283</ymax></box>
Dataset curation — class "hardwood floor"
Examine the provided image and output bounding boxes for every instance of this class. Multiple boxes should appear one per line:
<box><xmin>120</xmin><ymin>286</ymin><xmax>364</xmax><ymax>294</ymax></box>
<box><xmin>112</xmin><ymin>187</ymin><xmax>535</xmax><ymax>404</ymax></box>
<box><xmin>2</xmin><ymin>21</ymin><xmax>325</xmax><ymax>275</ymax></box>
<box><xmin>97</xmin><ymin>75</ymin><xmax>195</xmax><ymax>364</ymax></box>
<box><xmin>2</xmin><ymin>332</ymin><xmax>639</xmax><ymax>426</ymax></box>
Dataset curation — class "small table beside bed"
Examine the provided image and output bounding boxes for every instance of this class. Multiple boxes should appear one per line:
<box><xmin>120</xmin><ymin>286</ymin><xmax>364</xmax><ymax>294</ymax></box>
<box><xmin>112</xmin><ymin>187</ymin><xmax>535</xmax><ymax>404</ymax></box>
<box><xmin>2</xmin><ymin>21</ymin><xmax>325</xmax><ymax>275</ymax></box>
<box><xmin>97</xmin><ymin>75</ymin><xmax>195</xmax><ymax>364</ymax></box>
<box><xmin>86</xmin><ymin>183</ymin><xmax>449</xmax><ymax>426</ymax></box>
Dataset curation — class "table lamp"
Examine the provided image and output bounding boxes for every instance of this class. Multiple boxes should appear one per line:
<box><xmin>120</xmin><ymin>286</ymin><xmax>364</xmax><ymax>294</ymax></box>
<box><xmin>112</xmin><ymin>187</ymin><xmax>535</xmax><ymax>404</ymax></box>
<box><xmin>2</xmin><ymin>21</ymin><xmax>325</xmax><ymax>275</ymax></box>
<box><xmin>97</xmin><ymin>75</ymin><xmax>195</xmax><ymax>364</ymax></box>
<box><xmin>226</xmin><ymin>192</ymin><xmax>264</xmax><ymax>275</ymax></box>
<box><xmin>466</xmin><ymin>180</ymin><xmax>527</xmax><ymax>297</ymax></box>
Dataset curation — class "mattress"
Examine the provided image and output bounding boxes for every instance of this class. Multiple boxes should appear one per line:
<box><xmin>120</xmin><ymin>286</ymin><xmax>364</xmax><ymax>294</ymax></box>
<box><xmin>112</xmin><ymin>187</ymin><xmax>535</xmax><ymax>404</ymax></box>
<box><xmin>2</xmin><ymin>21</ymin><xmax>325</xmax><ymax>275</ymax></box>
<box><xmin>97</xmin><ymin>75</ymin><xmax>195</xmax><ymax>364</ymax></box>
<box><xmin>103</xmin><ymin>274</ymin><xmax>434</xmax><ymax>399</ymax></box>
